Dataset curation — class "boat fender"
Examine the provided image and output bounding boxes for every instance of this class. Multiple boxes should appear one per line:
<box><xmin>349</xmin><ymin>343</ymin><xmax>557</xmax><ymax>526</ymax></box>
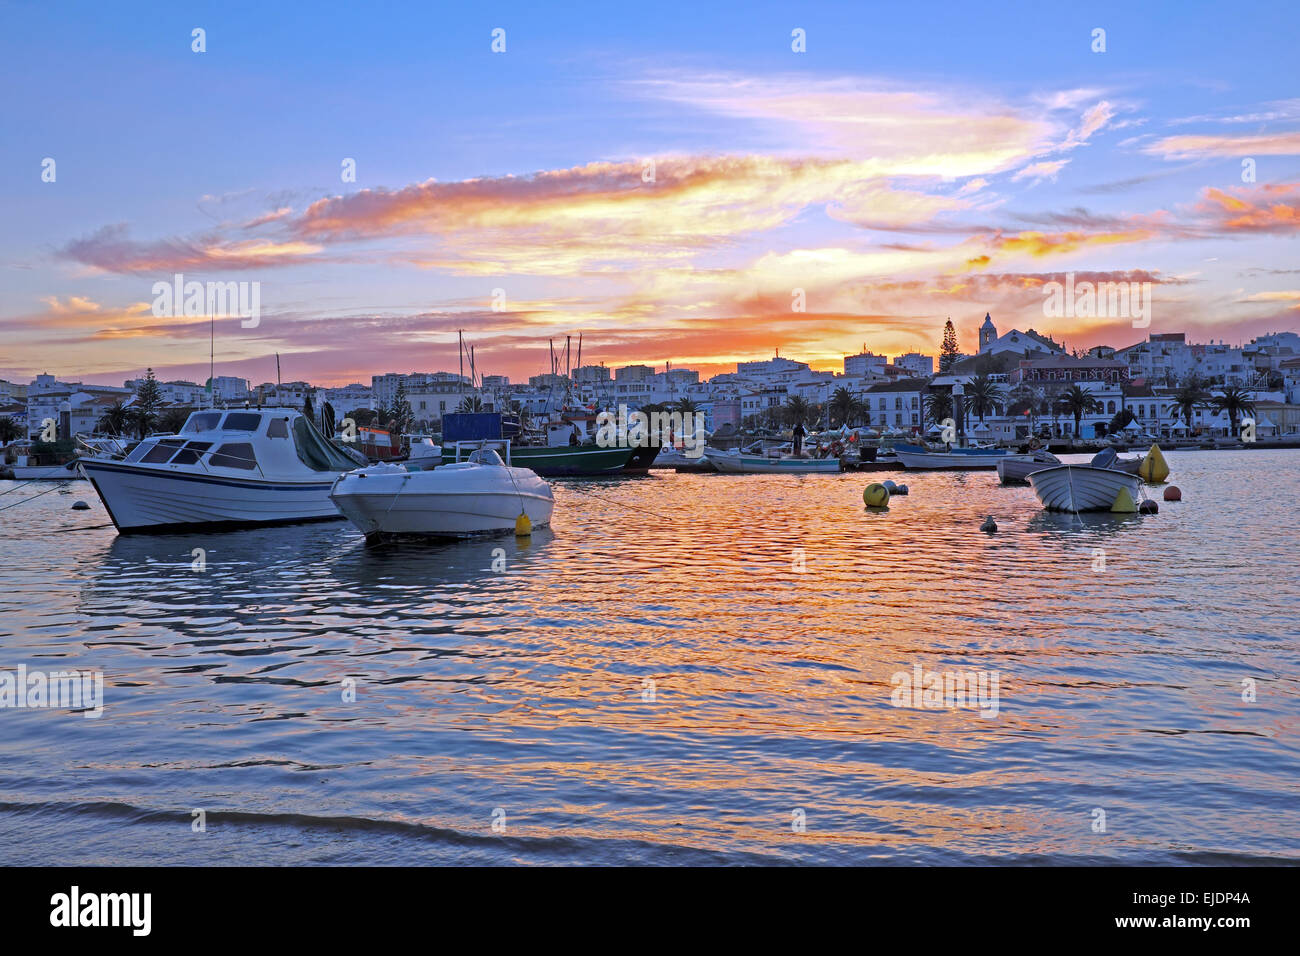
<box><xmin>863</xmin><ymin>483</ymin><xmax>890</xmax><ymax>508</ymax></box>
<box><xmin>1139</xmin><ymin>499</ymin><xmax>1159</xmax><ymax>514</ymax></box>
<box><xmin>1110</xmin><ymin>487</ymin><xmax>1138</xmax><ymax>513</ymax></box>
<box><xmin>980</xmin><ymin>516</ymin><xmax>997</xmax><ymax>533</ymax></box>
<box><xmin>1163</xmin><ymin>486</ymin><xmax>1181</xmax><ymax>501</ymax></box>
<box><xmin>515</xmin><ymin>512</ymin><xmax>533</xmax><ymax>536</ymax></box>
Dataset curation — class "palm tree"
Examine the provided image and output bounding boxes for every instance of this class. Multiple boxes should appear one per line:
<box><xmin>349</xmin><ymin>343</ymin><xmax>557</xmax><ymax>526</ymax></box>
<box><xmin>126</xmin><ymin>405</ymin><xmax>157</xmax><ymax>439</ymax></box>
<box><xmin>1209</xmin><ymin>385</ymin><xmax>1255</xmax><ymax>436</ymax></box>
<box><xmin>783</xmin><ymin>395</ymin><xmax>811</xmax><ymax>428</ymax></box>
<box><xmin>829</xmin><ymin>387</ymin><xmax>857</xmax><ymax>427</ymax></box>
<box><xmin>159</xmin><ymin>407</ymin><xmax>192</xmax><ymax>434</ymax></box>
<box><xmin>923</xmin><ymin>390</ymin><xmax>953</xmax><ymax>426</ymax></box>
<box><xmin>0</xmin><ymin>417</ymin><xmax>21</xmax><ymax>443</ymax></box>
<box><xmin>455</xmin><ymin>395</ymin><xmax>484</xmax><ymax>414</ymax></box>
<box><xmin>1165</xmin><ymin>379</ymin><xmax>1212</xmax><ymax>431</ymax></box>
<box><xmin>1058</xmin><ymin>384</ymin><xmax>1103</xmax><ymax>438</ymax></box>
<box><xmin>96</xmin><ymin>400</ymin><xmax>130</xmax><ymax>437</ymax></box>
<box><xmin>965</xmin><ymin>374</ymin><xmax>1006</xmax><ymax>423</ymax></box>
<box><xmin>673</xmin><ymin>397</ymin><xmax>700</xmax><ymax>415</ymax></box>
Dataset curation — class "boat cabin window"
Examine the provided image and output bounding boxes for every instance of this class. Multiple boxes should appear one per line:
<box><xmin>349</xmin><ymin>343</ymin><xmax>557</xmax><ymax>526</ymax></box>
<box><xmin>210</xmin><ymin>442</ymin><xmax>257</xmax><ymax>470</ymax></box>
<box><xmin>140</xmin><ymin>439</ymin><xmax>186</xmax><ymax>464</ymax></box>
<box><xmin>222</xmin><ymin>413</ymin><xmax>263</xmax><ymax>432</ymax></box>
<box><xmin>124</xmin><ymin>441</ymin><xmax>153</xmax><ymax>463</ymax></box>
<box><xmin>266</xmin><ymin>417</ymin><xmax>291</xmax><ymax>439</ymax></box>
<box><xmin>468</xmin><ymin>448</ymin><xmax>504</xmax><ymax>466</ymax></box>
<box><xmin>170</xmin><ymin>441</ymin><xmax>212</xmax><ymax>465</ymax></box>
<box><xmin>183</xmin><ymin>412</ymin><xmax>223</xmax><ymax>433</ymax></box>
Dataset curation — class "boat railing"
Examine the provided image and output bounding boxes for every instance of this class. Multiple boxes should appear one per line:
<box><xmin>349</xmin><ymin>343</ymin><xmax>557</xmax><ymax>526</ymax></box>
<box><xmin>450</xmin><ymin>439</ymin><xmax>513</xmax><ymax>466</ymax></box>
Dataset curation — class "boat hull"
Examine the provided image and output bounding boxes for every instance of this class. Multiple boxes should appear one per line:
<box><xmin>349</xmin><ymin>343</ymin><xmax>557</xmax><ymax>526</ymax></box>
<box><xmin>80</xmin><ymin>459</ymin><xmax>343</xmax><ymax>533</ymax></box>
<box><xmin>1027</xmin><ymin>465</ymin><xmax>1142</xmax><ymax>512</ymax></box>
<box><xmin>621</xmin><ymin>442</ymin><xmax>660</xmax><ymax>474</ymax></box>
<box><xmin>896</xmin><ymin>449</ymin><xmax>1007</xmax><ymax>470</ymax></box>
<box><xmin>330</xmin><ymin>463</ymin><xmax>554</xmax><ymax>538</ymax></box>
<box><xmin>442</xmin><ymin>444</ymin><xmax>633</xmax><ymax>476</ymax></box>
<box><xmin>705</xmin><ymin>454</ymin><xmax>841</xmax><ymax>474</ymax></box>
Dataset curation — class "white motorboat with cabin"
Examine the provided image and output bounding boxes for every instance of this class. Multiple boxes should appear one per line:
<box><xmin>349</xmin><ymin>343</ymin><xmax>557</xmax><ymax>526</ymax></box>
<box><xmin>329</xmin><ymin>443</ymin><xmax>554</xmax><ymax>540</ymax></box>
<box><xmin>78</xmin><ymin>408</ymin><xmax>358</xmax><ymax>533</ymax></box>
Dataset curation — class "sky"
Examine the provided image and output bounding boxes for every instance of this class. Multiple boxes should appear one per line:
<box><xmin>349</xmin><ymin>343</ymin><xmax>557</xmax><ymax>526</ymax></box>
<box><xmin>2</xmin><ymin>0</ymin><xmax>1299</xmax><ymax>387</ymax></box>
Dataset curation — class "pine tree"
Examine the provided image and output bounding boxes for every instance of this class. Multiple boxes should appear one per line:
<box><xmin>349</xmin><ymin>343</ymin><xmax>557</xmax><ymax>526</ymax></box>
<box><xmin>939</xmin><ymin>319</ymin><xmax>959</xmax><ymax>373</ymax></box>
<box><xmin>392</xmin><ymin>381</ymin><xmax>414</xmax><ymax>436</ymax></box>
<box><xmin>131</xmin><ymin>368</ymin><xmax>163</xmax><ymax>438</ymax></box>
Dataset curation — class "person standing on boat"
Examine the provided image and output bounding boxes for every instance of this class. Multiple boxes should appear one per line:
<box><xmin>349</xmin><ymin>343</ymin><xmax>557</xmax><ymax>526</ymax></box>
<box><xmin>793</xmin><ymin>421</ymin><xmax>806</xmax><ymax>457</ymax></box>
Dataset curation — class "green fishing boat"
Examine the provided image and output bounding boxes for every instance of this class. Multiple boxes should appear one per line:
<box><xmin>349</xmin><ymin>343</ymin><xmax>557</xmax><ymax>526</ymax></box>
<box><xmin>442</xmin><ymin>442</ymin><xmax>635</xmax><ymax>476</ymax></box>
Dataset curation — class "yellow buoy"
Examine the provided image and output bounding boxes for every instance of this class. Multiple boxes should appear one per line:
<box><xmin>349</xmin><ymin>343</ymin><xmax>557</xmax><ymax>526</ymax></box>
<box><xmin>1138</xmin><ymin>443</ymin><xmax>1169</xmax><ymax>483</ymax></box>
<box><xmin>862</xmin><ymin>483</ymin><xmax>890</xmax><ymax>508</ymax></box>
<box><xmin>1110</xmin><ymin>486</ymin><xmax>1137</xmax><ymax>513</ymax></box>
<box><xmin>515</xmin><ymin>511</ymin><xmax>532</xmax><ymax>536</ymax></box>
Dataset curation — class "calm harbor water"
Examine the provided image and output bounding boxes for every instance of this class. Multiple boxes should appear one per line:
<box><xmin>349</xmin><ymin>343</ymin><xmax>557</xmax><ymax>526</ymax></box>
<box><xmin>0</xmin><ymin>449</ymin><xmax>1297</xmax><ymax>865</ymax></box>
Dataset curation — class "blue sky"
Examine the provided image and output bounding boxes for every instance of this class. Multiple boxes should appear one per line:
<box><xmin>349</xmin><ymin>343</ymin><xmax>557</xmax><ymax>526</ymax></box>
<box><xmin>3</xmin><ymin>0</ymin><xmax>1299</xmax><ymax>385</ymax></box>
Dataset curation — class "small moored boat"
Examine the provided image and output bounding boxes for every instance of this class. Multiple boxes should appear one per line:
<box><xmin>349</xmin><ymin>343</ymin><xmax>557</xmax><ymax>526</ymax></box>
<box><xmin>997</xmin><ymin>449</ymin><xmax>1061</xmax><ymax>484</ymax></box>
<box><xmin>330</xmin><ymin>445</ymin><xmax>554</xmax><ymax>540</ymax></box>
<box><xmin>704</xmin><ymin>452</ymin><xmax>841</xmax><ymax>474</ymax></box>
<box><xmin>895</xmin><ymin>443</ymin><xmax>1009</xmax><ymax>470</ymax></box>
<box><xmin>1027</xmin><ymin>464</ymin><xmax>1142</xmax><ymax>512</ymax></box>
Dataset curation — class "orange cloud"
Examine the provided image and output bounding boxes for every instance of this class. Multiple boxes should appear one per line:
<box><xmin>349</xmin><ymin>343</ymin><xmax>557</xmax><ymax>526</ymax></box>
<box><xmin>1198</xmin><ymin>183</ymin><xmax>1300</xmax><ymax>232</ymax></box>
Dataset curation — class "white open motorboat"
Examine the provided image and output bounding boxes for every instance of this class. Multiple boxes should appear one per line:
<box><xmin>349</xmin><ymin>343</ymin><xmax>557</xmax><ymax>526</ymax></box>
<box><xmin>329</xmin><ymin>444</ymin><xmax>554</xmax><ymax>540</ymax></box>
<box><xmin>1027</xmin><ymin>464</ymin><xmax>1141</xmax><ymax>512</ymax></box>
<box><xmin>79</xmin><ymin>408</ymin><xmax>357</xmax><ymax>533</ymax></box>
<box><xmin>996</xmin><ymin>449</ymin><xmax>1061</xmax><ymax>484</ymax></box>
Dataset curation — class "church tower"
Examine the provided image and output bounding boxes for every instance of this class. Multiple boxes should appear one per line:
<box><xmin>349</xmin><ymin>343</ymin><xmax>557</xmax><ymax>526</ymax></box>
<box><xmin>979</xmin><ymin>312</ymin><xmax>997</xmax><ymax>351</ymax></box>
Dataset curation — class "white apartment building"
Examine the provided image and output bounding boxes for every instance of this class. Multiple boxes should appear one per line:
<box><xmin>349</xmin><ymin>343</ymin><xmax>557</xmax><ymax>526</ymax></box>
<box><xmin>371</xmin><ymin>372</ymin><xmax>468</xmax><ymax>410</ymax></box>
<box><xmin>319</xmin><ymin>383</ymin><xmax>374</xmax><ymax>418</ymax></box>
<box><xmin>894</xmin><ymin>353</ymin><xmax>934</xmax><ymax>377</ymax></box>
<box><xmin>843</xmin><ymin>351</ymin><xmax>889</xmax><ymax>377</ymax></box>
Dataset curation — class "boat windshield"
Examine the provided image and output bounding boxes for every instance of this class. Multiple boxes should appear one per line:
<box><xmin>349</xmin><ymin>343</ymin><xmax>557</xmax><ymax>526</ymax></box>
<box><xmin>182</xmin><ymin>412</ymin><xmax>222</xmax><ymax>434</ymax></box>
<box><xmin>222</xmin><ymin>412</ymin><xmax>263</xmax><ymax>432</ymax></box>
<box><xmin>468</xmin><ymin>448</ymin><xmax>504</xmax><ymax>466</ymax></box>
